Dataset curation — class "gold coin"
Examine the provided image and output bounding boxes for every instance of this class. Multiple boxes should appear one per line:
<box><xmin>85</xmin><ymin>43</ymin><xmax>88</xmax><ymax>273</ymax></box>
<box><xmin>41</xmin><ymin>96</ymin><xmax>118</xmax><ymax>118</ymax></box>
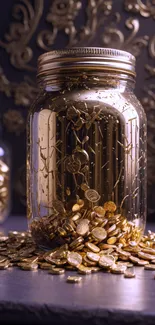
<box><xmin>138</xmin><ymin>251</ymin><xmax>154</xmax><ymax>260</ymax></box>
<box><xmin>99</xmin><ymin>248</ymin><xmax>114</xmax><ymax>256</ymax></box>
<box><xmin>139</xmin><ymin>242</ymin><xmax>147</xmax><ymax>249</ymax></box>
<box><xmin>67</xmin><ymin>252</ymin><xmax>82</xmax><ymax>267</ymax></box>
<box><xmin>85</xmin><ymin>242</ymin><xmax>100</xmax><ymax>253</ymax></box>
<box><xmin>72</xmin><ymin>204</ymin><xmax>81</xmax><ymax>212</ymax></box>
<box><xmin>57</xmin><ymin>227</ymin><xmax>67</xmax><ymax>237</ymax></box>
<box><xmin>129</xmin><ymin>241</ymin><xmax>137</xmax><ymax>247</ymax></box>
<box><xmin>72</xmin><ymin>213</ymin><xmax>81</xmax><ymax>221</ymax></box>
<box><xmin>137</xmin><ymin>259</ymin><xmax>149</xmax><ymax>266</ymax></box>
<box><xmin>21</xmin><ymin>257</ymin><xmax>38</xmax><ymax>264</ymax></box>
<box><xmin>99</xmin><ymin>243</ymin><xmax>116</xmax><ymax>250</ymax></box>
<box><xmin>67</xmin><ymin>276</ymin><xmax>82</xmax><ymax>283</ymax></box>
<box><xmin>91</xmin><ymin>227</ymin><xmax>107</xmax><ymax>242</ymax></box>
<box><xmin>69</xmin><ymin>237</ymin><xmax>84</xmax><ymax>249</ymax></box>
<box><xmin>103</xmin><ymin>201</ymin><xmax>117</xmax><ymax>212</ymax></box>
<box><xmin>99</xmin><ymin>255</ymin><xmax>115</xmax><ymax>268</ymax></box>
<box><xmin>126</xmin><ymin>263</ymin><xmax>134</xmax><ymax>268</ymax></box>
<box><xmin>94</xmin><ymin>206</ymin><xmax>106</xmax><ymax>217</ymax></box>
<box><xmin>86</xmin><ymin>252</ymin><xmax>100</xmax><ymax>262</ymax></box>
<box><xmin>116</xmin><ymin>248</ymin><xmax>131</xmax><ymax>257</ymax></box>
<box><xmin>39</xmin><ymin>263</ymin><xmax>55</xmax><ymax>270</ymax></box>
<box><xmin>144</xmin><ymin>264</ymin><xmax>155</xmax><ymax>270</ymax></box>
<box><xmin>75</xmin><ymin>244</ymin><xmax>85</xmax><ymax>251</ymax></box>
<box><xmin>80</xmin><ymin>183</ymin><xmax>90</xmax><ymax>191</ymax></box>
<box><xmin>117</xmin><ymin>261</ymin><xmax>133</xmax><ymax>268</ymax></box>
<box><xmin>142</xmin><ymin>248</ymin><xmax>155</xmax><ymax>255</ymax></box>
<box><xmin>48</xmin><ymin>268</ymin><xmax>65</xmax><ymax>275</ymax></box>
<box><xmin>76</xmin><ymin>219</ymin><xmax>90</xmax><ymax>236</ymax></box>
<box><xmin>78</xmin><ymin>265</ymin><xmax>92</xmax><ymax>274</ymax></box>
<box><xmin>66</xmin><ymin>187</ymin><xmax>71</xmax><ymax>196</ymax></box>
<box><xmin>100</xmin><ymin>220</ymin><xmax>108</xmax><ymax>229</ymax></box>
<box><xmin>83</xmin><ymin>255</ymin><xmax>97</xmax><ymax>266</ymax></box>
<box><xmin>20</xmin><ymin>263</ymin><xmax>38</xmax><ymax>271</ymax></box>
<box><xmin>109</xmin><ymin>228</ymin><xmax>120</xmax><ymax>237</ymax></box>
<box><xmin>111</xmin><ymin>264</ymin><xmax>127</xmax><ymax>274</ymax></box>
<box><xmin>123</xmin><ymin>246</ymin><xmax>140</xmax><ymax>253</ymax></box>
<box><xmin>129</xmin><ymin>256</ymin><xmax>140</xmax><ymax>264</ymax></box>
<box><xmin>107</xmin><ymin>224</ymin><xmax>116</xmax><ymax>234</ymax></box>
<box><xmin>65</xmin><ymin>265</ymin><xmax>77</xmax><ymax>271</ymax></box>
<box><xmin>118</xmin><ymin>254</ymin><xmax>129</xmax><ymax>262</ymax></box>
<box><xmin>49</xmin><ymin>258</ymin><xmax>67</xmax><ymax>266</ymax></box>
<box><xmin>0</xmin><ymin>256</ymin><xmax>8</xmax><ymax>263</ymax></box>
<box><xmin>107</xmin><ymin>237</ymin><xmax>117</xmax><ymax>245</ymax></box>
<box><xmin>65</xmin><ymin>156</ymin><xmax>81</xmax><ymax>174</ymax></box>
<box><xmin>85</xmin><ymin>189</ymin><xmax>101</xmax><ymax>203</ymax></box>
<box><xmin>77</xmin><ymin>199</ymin><xmax>84</xmax><ymax>208</ymax></box>
<box><xmin>124</xmin><ymin>271</ymin><xmax>135</xmax><ymax>278</ymax></box>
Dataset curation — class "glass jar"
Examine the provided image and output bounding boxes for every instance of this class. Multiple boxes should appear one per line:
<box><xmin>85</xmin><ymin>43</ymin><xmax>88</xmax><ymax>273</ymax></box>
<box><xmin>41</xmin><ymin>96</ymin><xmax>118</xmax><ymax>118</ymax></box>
<box><xmin>27</xmin><ymin>47</ymin><xmax>147</xmax><ymax>249</ymax></box>
<box><xmin>0</xmin><ymin>140</ymin><xmax>11</xmax><ymax>223</ymax></box>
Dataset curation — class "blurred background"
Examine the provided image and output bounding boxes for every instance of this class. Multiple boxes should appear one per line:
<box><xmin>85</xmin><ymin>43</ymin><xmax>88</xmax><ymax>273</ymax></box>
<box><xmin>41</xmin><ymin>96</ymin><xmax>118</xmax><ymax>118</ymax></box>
<box><xmin>0</xmin><ymin>0</ymin><xmax>154</xmax><ymax>218</ymax></box>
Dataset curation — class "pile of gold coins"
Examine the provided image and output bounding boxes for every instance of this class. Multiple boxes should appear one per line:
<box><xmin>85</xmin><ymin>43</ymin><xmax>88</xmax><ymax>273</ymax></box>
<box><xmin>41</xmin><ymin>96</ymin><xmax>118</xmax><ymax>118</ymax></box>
<box><xmin>1</xmin><ymin>198</ymin><xmax>155</xmax><ymax>283</ymax></box>
<box><xmin>30</xmin><ymin>191</ymin><xmax>142</xmax><ymax>250</ymax></box>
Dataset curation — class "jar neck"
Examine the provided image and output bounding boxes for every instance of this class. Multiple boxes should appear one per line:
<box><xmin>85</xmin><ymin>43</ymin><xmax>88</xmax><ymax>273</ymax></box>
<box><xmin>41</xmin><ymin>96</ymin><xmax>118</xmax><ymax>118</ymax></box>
<box><xmin>38</xmin><ymin>71</ymin><xmax>135</xmax><ymax>93</ymax></box>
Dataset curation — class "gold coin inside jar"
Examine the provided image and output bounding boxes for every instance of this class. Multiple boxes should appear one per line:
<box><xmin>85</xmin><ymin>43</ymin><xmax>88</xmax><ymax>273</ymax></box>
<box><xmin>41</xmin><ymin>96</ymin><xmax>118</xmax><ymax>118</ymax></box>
<box><xmin>72</xmin><ymin>204</ymin><xmax>81</xmax><ymax>212</ymax></box>
<box><xmin>94</xmin><ymin>206</ymin><xmax>106</xmax><ymax>217</ymax></box>
<box><xmin>103</xmin><ymin>201</ymin><xmax>117</xmax><ymax>212</ymax></box>
<box><xmin>77</xmin><ymin>199</ymin><xmax>84</xmax><ymax>208</ymax></box>
<box><xmin>85</xmin><ymin>189</ymin><xmax>101</xmax><ymax>203</ymax></box>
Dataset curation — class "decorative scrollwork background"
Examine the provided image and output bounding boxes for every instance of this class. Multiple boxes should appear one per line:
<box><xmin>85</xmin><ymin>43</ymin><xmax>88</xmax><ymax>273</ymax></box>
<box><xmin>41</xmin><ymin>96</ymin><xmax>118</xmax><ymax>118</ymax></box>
<box><xmin>0</xmin><ymin>0</ymin><xmax>155</xmax><ymax>215</ymax></box>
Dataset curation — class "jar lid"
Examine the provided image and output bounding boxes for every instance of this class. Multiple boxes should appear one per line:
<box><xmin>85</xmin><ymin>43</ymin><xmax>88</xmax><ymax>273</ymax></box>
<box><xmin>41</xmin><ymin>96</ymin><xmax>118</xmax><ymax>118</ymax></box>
<box><xmin>38</xmin><ymin>47</ymin><xmax>136</xmax><ymax>79</ymax></box>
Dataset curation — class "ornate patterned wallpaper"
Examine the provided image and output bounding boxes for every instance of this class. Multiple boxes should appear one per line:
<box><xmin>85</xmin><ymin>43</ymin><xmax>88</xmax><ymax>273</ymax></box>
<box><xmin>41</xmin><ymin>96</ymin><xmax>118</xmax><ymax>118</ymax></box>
<box><xmin>0</xmin><ymin>0</ymin><xmax>155</xmax><ymax>214</ymax></box>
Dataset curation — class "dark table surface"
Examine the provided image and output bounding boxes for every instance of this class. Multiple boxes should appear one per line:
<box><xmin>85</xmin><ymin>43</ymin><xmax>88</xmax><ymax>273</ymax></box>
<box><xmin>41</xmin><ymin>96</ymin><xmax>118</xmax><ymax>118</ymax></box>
<box><xmin>0</xmin><ymin>217</ymin><xmax>155</xmax><ymax>325</ymax></box>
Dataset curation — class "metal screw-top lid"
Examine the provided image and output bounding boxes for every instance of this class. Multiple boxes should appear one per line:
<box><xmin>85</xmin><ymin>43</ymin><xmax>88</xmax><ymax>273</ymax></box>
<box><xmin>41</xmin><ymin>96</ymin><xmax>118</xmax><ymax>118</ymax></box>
<box><xmin>38</xmin><ymin>47</ymin><xmax>136</xmax><ymax>80</ymax></box>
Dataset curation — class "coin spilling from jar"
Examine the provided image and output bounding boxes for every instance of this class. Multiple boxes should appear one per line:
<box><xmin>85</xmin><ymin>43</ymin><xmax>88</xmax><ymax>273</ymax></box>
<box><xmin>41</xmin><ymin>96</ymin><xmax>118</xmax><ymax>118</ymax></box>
<box><xmin>1</xmin><ymin>199</ymin><xmax>155</xmax><ymax>282</ymax></box>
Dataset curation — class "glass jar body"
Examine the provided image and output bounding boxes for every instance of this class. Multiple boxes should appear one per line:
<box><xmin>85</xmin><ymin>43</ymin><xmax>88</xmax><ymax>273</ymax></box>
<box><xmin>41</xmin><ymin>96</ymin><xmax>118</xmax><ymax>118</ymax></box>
<box><xmin>0</xmin><ymin>141</ymin><xmax>11</xmax><ymax>223</ymax></box>
<box><xmin>27</xmin><ymin>76</ymin><xmax>147</xmax><ymax>249</ymax></box>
